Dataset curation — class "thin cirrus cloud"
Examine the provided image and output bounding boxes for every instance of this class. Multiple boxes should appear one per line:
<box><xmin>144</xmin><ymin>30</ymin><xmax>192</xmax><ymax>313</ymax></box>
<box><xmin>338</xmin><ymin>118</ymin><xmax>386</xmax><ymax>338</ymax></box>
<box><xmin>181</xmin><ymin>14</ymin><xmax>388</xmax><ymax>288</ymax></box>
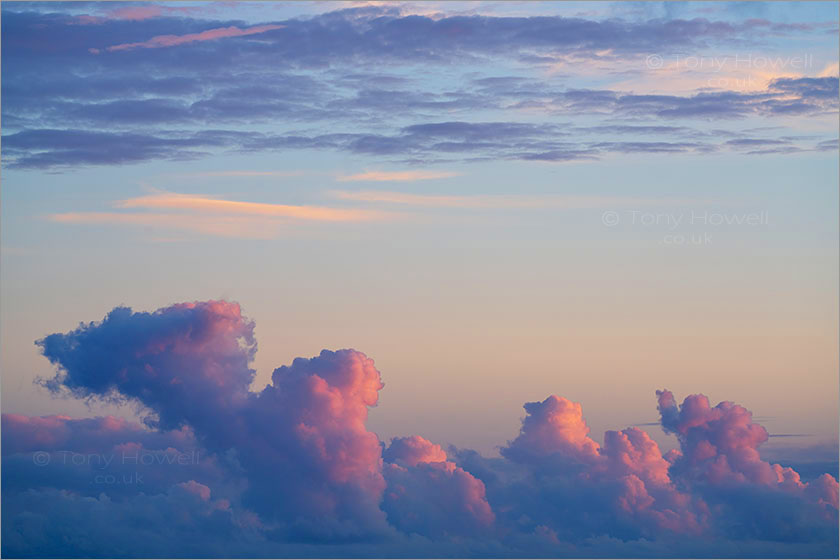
<box><xmin>48</xmin><ymin>190</ymin><xmax>724</xmax><ymax>239</ymax></box>
<box><xmin>49</xmin><ymin>212</ymin><xmax>292</xmax><ymax>240</ymax></box>
<box><xmin>91</xmin><ymin>24</ymin><xmax>284</xmax><ymax>53</ymax></box>
<box><xmin>178</xmin><ymin>170</ymin><xmax>306</xmax><ymax>178</ymax></box>
<box><xmin>336</xmin><ymin>170</ymin><xmax>461</xmax><ymax>182</ymax></box>
<box><xmin>115</xmin><ymin>192</ymin><xmax>384</xmax><ymax>221</ymax></box>
<box><xmin>331</xmin><ymin>190</ymin><xmax>715</xmax><ymax>209</ymax></box>
<box><xmin>48</xmin><ymin>192</ymin><xmax>391</xmax><ymax>239</ymax></box>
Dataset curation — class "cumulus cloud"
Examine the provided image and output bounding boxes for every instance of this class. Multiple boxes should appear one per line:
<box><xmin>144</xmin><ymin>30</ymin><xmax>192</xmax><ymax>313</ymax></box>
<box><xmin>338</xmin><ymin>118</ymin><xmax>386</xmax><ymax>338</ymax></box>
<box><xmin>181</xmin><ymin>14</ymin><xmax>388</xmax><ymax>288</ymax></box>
<box><xmin>383</xmin><ymin>436</ymin><xmax>495</xmax><ymax>537</ymax></box>
<box><xmin>2</xmin><ymin>300</ymin><xmax>837</xmax><ymax>557</ymax></box>
<box><xmin>384</xmin><ymin>435</ymin><xmax>448</xmax><ymax>467</ymax></box>
<box><xmin>500</xmin><ymin>396</ymin><xmax>705</xmax><ymax>538</ymax></box>
<box><xmin>38</xmin><ymin>301</ymin><xmax>258</xmax><ymax>433</ymax></box>
<box><xmin>35</xmin><ymin>302</ymin><xmax>391</xmax><ymax>539</ymax></box>
<box><xmin>657</xmin><ymin>390</ymin><xmax>839</xmax><ymax>521</ymax></box>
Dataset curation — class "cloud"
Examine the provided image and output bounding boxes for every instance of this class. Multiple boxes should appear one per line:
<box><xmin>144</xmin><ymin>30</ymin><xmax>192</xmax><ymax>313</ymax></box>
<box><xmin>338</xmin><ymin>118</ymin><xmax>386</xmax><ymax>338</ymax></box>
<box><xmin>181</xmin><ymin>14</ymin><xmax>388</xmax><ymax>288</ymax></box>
<box><xmin>47</xmin><ymin>192</ymin><xmax>392</xmax><ymax>239</ymax></box>
<box><xmin>177</xmin><ymin>170</ymin><xmax>306</xmax><ymax>178</ymax></box>
<box><xmin>500</xmin><ymin>395</ymin><xmax>705</xmax><ymax>536</ymax></box>
<box><xmin>107</xmin><ymin>5</ymin><xmax>168</xmax><ymax>22</ymax></box>
<box><xmin>544</xmin><ymin>79</ymin><xmax>839</xmax><ymax>118</ymax></box>
<box><xmin>33</xmin><ymin>301</ymin><xmax>391</xmax><ymax>540</ymax></box>
<box><xmin>37</xmin><ymin>301</ymin><xmax>258</xmax><ymax>432</ymax></box>
<box><xmin>770</xmin><ymin>76</ymin><xmax>839</xmax><ymax>100</ymax></box>
<box><xmin>71</xmin><ymin>4</ymin><xmax>208</xmax><ymax>25</ymax></box>
<box><xmin>383</xmin><ymin>453</ymin><xmax>496</xmax><ymax>537</ymax></box>
<box><xmin>115</xmin><ymin>192</ymin><xmax>386</xmax><ymax>222</ymax></box>
<box><xmin>1</xmin><ymin>414</ymin><xmax>226</xmax><ymax>507</ymax></box>
<box><xmin>654</xmin><ymin>390</ymin><xmax>839</xmax><ymax>543</ymax></box>
<box><xmin>1</xmin><ymin>414</ymin><xmax>195</xmax><ymax>455</ymax></box>
<box><xmin>3</xmin><ymin>83</ymin><xmax>835</xmax><ymax>169</ymax></box>
<box><xmin>502</xmin><ymin>396</ymin><xmax>601</xmax><ymax>463</ymax></box>
<box><xmin>49</xmin><ymin>190</ymin><xmax>716</xmax><ymax>239</ymax></box>
<box><xmin>48</xmin><ymin>211</ymin><xmax>305</xmax><ymax>240</ymax></box>
<box><xmin>657</xmin><ymin>390</ymin><xmax>839</xmax><ymax>510</ymax></box>
<box><xmin>5</xmin><ymin>299</ymin><xmax>837</xmax><ymax>556</ymax></box>
<box><xmin>331</xmin><ymin>190</ymin><xmax>715</xmax><ymax>209</ymax></box>
<box><xmin>336</xmin><ymin>170</ymin><xmax>459</xmax><ymax>182</ymax></box>
<box><xmin>100</xmin><ymin>25</ymin><xmax>285</xmax><ymax>52</ymax></box>
<box><xmin>2</xmin><ymin>6</ymin><xmax>835</xmax><ymax>170</ymax></box>
<box><xmin>383</xmin><ymin>435</ymin><xmax>448</xmax><ymax>467</ymax></box>
<box><xmin>382</xmin><ymin>435</ymin><xmax>495</xmax><ymax>538</ymax></box>
<box><xmin>1</xmin><ymin>129</ymin><xmax>222</xmax><ymax>169</ymax></box>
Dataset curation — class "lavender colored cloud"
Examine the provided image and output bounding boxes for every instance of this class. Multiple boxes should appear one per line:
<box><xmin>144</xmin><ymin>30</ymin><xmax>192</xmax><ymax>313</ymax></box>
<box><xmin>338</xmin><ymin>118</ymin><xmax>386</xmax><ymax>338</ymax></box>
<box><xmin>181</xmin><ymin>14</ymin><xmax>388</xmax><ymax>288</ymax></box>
<box><xmin>383</xmin><ymin>436</ymin><xmax>495</xmax><ymax>537</ymax></box>
<box><xmin>3</xmin><ymin>300</ymin><xmax>837</xmax><ymax>557</ymax></box>
<box><xmin>2</xmin><ymin>6</ymin><xmax>836</xmax><ymax>169</ymax></box>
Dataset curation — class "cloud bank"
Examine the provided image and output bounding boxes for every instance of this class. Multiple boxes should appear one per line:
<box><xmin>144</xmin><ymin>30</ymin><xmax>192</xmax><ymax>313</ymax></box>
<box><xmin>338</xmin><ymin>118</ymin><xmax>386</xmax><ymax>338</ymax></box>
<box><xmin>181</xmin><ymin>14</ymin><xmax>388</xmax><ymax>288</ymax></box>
<box><xmin>2</xmin><ymin>4</ymin><xmax>836</xmax><ymax>169</ymax></box>
<box><xmin>2</xmin><ymin>300</ymin><xmax>837</xmax><ymax>557</ymax></box>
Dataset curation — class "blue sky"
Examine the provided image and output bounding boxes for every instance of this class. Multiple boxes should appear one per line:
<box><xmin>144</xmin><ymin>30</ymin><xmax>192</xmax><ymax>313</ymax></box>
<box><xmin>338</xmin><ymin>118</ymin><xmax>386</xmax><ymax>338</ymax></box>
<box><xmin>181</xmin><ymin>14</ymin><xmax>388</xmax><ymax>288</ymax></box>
<box><xmin>1</xmin><ymin>2</ymin><xmax>838</xmax><ymax>557</ymax></box>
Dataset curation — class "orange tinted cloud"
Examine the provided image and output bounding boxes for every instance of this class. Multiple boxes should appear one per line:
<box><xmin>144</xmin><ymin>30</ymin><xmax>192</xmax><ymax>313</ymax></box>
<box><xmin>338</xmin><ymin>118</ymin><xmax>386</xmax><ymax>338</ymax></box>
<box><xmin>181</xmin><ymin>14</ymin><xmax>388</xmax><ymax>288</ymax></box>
<box><xmin>116</xmin><ymin>192</ymin><xmax>384</xmax><ymax>222</ymax></box>
<box><xmin>49</xmin><ymin>192</ymin><xmax>390</xmax><ymax>239</ymax></box>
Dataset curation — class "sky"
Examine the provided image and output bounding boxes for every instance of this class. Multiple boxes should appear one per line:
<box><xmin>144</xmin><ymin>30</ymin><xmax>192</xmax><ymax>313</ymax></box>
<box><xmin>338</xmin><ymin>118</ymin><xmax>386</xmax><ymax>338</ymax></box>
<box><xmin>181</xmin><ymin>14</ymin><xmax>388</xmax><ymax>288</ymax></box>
<box><xmin>1</xmin><ymin>1</ymin><xmax>838</xmax><ymax>557</ymax></box>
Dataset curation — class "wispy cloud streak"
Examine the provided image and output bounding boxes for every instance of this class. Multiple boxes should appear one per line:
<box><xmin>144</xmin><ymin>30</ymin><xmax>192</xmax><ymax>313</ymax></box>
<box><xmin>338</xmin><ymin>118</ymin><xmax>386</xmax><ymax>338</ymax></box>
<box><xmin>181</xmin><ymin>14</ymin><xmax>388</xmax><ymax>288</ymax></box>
<box><xmin>331</xmin><ymin>190</ymin><xmax>716</xmax><ymax>208</ymax></box>
<box><xmin>48</xmin><ymin>192</ymin><xmax>391</xmax><ymax>239</ymax></box>
<box><xmin>116</xmin><ymin>192</ymin><xmax>383</xmax><ymax>222</ymax></box>
<box><xmin>95</xmin><ymin>24</ymin><xmax>284</xmax><ymax>53</ymax></box>
<box><xmin>337</xmin><ymin>170</ymin><xmax>460</xmax><ymax>182</ymax></box>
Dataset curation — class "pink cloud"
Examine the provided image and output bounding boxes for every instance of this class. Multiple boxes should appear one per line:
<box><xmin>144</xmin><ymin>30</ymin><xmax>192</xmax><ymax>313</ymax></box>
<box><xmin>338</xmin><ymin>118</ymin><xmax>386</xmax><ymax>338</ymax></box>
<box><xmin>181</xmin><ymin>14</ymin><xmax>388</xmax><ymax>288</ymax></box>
<box><xmin>336</xmin><ymin>170</ymin><xmax>460</xmax><ymax>182</ymax></box>
<box><xmin>101</xmin><ymin>24</ymin><xmax>284</xmax><ymax>52</ymax></box>
<box><xmin>1</xmin><ymin>414</ymin><xmax>195</xmax><ymax>454</ymax></box>
<box><xmin>178</xmin><ymin>480</ymin><xmax>211</xmax><ymax>501</ymax></box>
<box><xmin>109</xmin><ymin>6</ymin><xmax>166</xmax><ymax>21</ymax></box>
<box><xmin>658</xmin><ymin>390</ymin><xmax>839</xmax><ymax>518</ymax></box>
<box><xmin>502</xmin><ymin>395</ymin><xmax>601</xmax><ymax>462</ymax></box>
<box><xmin>71</xmin><ymin>4</ymin><xmax>211</xmax><ymax>25</ymax></box>
<box><xmin>37</xmin><ymin>304</ymin><xmax>390</xmax><ymax>536</ymax></box>
<box><xmin>658</xmin><ymin>390</ymin><xmax>790</xmax><ymax>484</ymax></box>
<box><xmin>383</xmin><ymin>435</ymin><xmax>495</xmax><ymax>536</ymax></box>
<box><xmin>502</xmin><ymin>395</ymin><xmax>706</xmax><ymax>534</ymax></box>
<box><xmin>14</xmin><ymin>300</ymin><xmax>838</xmax><ymax>552</ymax></box>
<box><xmin>49</xmin><ymin>192</ymin><xmax>391</xmax><ymax>239</ymax></box>
<box><xmin>383</xmin><ymin>435</ymin><xmax>448</xmax><ymax>467</ymax></box>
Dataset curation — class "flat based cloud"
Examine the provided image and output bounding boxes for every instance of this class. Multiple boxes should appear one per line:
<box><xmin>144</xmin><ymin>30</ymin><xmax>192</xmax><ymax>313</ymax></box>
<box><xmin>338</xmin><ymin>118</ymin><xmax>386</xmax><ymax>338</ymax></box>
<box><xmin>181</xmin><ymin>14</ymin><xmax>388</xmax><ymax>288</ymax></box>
<box><xmin>3</xmin><ymin>300</ymin><xmax>836</xmax><ymax>557</ymax></box>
